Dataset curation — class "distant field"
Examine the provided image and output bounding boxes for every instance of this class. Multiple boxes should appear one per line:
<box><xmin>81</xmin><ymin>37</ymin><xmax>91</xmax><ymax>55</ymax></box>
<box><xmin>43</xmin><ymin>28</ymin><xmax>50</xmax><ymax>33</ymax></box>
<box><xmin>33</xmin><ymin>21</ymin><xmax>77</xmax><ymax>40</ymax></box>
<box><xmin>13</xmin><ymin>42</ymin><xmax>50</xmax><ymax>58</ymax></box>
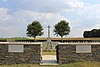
<box><xmin>0</xmin><ymin>37</ymin><xmax>33</xmax><ymax>40</ymax></box>
<box><xmin>0</xmin><ymin>37</ymin><xmax>100</xmax><ymax>41</ymax></box>
<box><xmin>0</xmin><ymin>62</ymin><xmax>100</xmax><ymax>67</ymax></box>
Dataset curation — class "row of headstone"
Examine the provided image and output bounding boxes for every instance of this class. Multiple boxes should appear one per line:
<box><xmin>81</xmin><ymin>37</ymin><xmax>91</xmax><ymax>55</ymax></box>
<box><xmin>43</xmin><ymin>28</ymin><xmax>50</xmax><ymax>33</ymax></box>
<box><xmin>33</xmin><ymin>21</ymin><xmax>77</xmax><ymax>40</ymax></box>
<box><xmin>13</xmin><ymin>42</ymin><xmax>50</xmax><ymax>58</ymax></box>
<box><xmin>65</xmin><ymin>41</ymin><xmax>100</xmax><ymax>43</ymax></box>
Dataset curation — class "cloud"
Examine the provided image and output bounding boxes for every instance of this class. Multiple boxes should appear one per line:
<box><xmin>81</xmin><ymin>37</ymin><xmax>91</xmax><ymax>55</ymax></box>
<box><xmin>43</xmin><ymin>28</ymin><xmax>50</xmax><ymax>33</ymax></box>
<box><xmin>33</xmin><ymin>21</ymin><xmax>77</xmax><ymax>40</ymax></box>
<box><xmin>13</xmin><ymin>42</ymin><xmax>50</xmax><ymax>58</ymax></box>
<box><xmin>0</xmin><ymin>8</ymin><xmax>10</xmax><ymax>21</ymax></box>
<box><xmin>0</xmin><ymin>0</ymin><xmax>100</xmax><ymax>38</ymax></box>
<box><xmin>2</xmin><ymin>0</ymin><xmax>7</xmax><ymax>2</ymax></box>
<box><xmin>93</xmin><ymin>24</ymin><xmax>100</xmax><ymax>29</ymax></box>
<box><xmin>79</xmin><ymin>4</ymin><xmax>100</xmax><ymax>18</ymax></box>
<box><xmin>5</xmin><ymin>0</ymin><xmax>84</xmax><ymax>13</ymax></box>
<box><xmin>0</xmin><ymin>8</ymin><xmax>69</xmax><ymax>37</ymax></box>
<box><xmin>68</xmin><ymin>3</ymin><xmax>100</xmax><ymax>37</ymax></box>
<box><xmin>77</xmin><ymin>4</ymin><xmax>100</xmax><ymax>28</ymax></box>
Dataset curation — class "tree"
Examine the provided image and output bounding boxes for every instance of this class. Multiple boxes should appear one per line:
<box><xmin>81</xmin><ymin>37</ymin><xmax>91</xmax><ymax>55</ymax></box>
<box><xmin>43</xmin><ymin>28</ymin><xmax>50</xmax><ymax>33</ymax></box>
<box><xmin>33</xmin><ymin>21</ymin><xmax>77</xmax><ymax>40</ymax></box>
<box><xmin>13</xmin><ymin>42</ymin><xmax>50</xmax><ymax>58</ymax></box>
<box><xmin>26</xmin><ymin>21</ymin><xmax>43</xmax><ymax>41</ymax></box>
<box><xmin>54</xmin><ymin>20</ymin><xmax>70</xmax><ymax>42</ymax></box>
<box><xmin>91</xmin><ymin>29</ymin><xmax>98</xmax><ymax>37</ymax></box>
<box><xmin>83</xmin><ymin>31</ymin><xmax>91</xmax><ymax>38</ymax></box>
<box><xmin>97</xmin><ymin>29</ymin><xmax>100</xmax><ymax>37</ymax></box>
<box><xmin>83</xmin><ymin>29</ymin><xmax>100</xmax><ymax>38</ymax></box>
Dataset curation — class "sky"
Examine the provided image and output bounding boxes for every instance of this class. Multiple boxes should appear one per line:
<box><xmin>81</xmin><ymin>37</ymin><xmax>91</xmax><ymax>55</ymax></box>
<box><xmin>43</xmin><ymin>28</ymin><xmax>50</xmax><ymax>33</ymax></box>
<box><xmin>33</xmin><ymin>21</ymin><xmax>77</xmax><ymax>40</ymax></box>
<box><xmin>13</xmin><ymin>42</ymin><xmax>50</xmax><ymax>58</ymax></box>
<box><xmin>0</xmin><ymin>0</ymin><xmax>100</xmax><ymax>38</ymax></box>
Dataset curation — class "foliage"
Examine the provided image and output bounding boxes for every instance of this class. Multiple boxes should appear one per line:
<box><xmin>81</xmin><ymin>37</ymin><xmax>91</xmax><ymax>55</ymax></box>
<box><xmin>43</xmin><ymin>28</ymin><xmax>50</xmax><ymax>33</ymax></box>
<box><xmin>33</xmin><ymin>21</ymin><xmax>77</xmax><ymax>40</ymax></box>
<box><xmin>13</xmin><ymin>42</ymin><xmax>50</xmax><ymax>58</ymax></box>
<box><xmin>83</xmin><ymin>29</ymin><xmax>100</xmax><ymax>38</ymax></box>
<box><xmin>54</xmin><ymin>20</ymin><xmax>70</xmax><ymax>42</ymax></box>
<box><xmin>26</xmin><ymin>21</ymin><xmax>43</xmax><ymax>41</ymax></box>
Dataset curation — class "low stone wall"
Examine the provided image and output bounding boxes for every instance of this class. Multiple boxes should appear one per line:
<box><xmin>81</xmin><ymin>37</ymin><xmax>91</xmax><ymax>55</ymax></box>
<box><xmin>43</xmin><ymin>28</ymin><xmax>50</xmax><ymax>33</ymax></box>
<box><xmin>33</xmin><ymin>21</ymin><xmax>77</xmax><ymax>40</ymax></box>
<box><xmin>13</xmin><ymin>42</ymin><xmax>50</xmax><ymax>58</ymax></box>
<box><xmin>0</xmin><ymin>42</ymin><xmax>42</xmax><ymax>64</ymax></box>
<box><xmin>56</xmin><ymin>43</ymin><xmax>100</xmax><ymax>64</ymax></box>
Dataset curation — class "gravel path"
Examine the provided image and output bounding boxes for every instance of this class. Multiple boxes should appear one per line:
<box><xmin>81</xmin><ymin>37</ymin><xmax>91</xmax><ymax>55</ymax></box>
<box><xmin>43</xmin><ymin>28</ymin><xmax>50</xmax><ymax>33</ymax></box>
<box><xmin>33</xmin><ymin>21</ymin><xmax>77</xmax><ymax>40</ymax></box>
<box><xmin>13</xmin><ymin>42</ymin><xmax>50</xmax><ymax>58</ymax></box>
<box><xmin>40</xmin><ymin>55</ymin><xmax>58</xmax><ymax>65</ymax></box>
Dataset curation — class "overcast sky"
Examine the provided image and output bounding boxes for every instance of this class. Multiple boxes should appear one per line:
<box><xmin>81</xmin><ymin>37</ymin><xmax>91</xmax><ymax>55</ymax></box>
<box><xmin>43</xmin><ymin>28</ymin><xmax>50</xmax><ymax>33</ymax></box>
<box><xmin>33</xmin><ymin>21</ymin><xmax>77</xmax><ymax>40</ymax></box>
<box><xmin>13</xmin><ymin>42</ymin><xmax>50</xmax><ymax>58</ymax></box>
<box><xmin>0</xmin><ymin>0</ymin><xmax>100</xmax><ymax>38</ymax></box>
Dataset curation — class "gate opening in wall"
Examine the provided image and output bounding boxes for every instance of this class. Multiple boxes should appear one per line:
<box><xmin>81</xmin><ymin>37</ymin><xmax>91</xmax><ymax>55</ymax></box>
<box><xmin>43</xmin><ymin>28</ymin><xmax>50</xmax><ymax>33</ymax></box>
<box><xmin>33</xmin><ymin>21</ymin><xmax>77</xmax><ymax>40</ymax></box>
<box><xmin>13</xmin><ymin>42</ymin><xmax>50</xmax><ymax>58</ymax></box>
<box><xmin>40</xmin><ymin>42</ymin><xmax>58</xmax><ymax>65</ymax></box>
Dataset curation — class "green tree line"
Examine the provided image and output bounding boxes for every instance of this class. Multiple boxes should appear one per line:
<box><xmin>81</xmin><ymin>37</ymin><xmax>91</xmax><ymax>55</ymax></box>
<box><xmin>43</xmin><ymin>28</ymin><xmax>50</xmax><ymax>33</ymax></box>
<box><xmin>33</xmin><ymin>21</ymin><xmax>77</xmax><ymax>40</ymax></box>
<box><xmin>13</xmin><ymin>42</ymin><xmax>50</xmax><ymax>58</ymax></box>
<box><xmin>83</xmin><ymin>29</ymin><xmax>100</xmax><ymax>38</ymax></box>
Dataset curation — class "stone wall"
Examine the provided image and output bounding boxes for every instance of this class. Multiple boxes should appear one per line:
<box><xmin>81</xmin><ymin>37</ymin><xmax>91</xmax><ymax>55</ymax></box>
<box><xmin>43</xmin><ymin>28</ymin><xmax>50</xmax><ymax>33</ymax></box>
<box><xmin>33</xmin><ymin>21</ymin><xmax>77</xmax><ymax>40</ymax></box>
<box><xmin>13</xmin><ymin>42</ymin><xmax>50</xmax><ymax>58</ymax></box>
<box><xmin>56</xmin><ymin>43</ymin><xmax>100</xmax><ymax>64</ymax></box>
<box><xmin>0</xmin><ymin>43</ymin><xmax>41</xmax><ymax>64</ymax></box>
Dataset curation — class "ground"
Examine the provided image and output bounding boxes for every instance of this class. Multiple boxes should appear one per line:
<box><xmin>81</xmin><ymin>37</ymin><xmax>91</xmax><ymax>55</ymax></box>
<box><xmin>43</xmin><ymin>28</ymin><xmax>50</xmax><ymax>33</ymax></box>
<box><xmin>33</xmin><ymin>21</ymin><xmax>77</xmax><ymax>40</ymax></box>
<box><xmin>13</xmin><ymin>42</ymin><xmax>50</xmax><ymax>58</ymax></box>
<box><xmin>0</xmin><ymin>62</ymin><xmax>100</xmax><ymax>67</ymax></box>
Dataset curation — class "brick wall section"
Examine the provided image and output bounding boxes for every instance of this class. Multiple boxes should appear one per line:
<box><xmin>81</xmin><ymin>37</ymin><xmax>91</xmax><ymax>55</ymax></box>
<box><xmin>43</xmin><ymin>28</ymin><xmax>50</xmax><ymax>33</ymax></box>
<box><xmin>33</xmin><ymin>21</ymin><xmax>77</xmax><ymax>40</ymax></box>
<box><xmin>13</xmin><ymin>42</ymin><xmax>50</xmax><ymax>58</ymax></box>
<box><xmin>56</xmin><ymin>44</ymin><xmax>100</xmax><ymax>64</ymax></box>
<box><xmin>0</xmin><ymin>44</ymin><xmax>41</xmax><ymax>64</ymax></box>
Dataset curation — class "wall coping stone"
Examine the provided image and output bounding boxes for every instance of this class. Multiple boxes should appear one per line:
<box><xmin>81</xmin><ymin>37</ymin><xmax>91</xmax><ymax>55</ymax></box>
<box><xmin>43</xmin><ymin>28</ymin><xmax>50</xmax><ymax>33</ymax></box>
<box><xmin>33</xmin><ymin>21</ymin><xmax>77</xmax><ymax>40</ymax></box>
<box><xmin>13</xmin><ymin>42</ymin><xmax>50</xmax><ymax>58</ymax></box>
<box><xmin>58</xmin><ymin>42</ymin><xmax>100</xmax><ymax>45</ymax></box>
<box><xmin>0</xmin><ymin>42</ymin><xmax>42</xmax><ymax>45</ymax></box>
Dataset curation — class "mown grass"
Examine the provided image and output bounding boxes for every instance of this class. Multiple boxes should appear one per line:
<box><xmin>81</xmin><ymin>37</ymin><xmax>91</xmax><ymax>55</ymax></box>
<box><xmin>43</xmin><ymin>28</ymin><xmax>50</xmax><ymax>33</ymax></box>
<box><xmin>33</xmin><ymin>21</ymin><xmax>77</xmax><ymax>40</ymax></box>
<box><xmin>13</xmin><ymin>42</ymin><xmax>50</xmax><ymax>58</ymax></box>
<box><xmin>1</xmin><ymin>37</ymin><xmax>100</xmax><ymax>41</ymax></box>
<box><xmin>0</xmin><ymin>62</ymin><xmax>100</xmax><ymax>67</ymax></box>
<box><xmin>0</xmin><ymin>37</ymin><xmax>33</xmax><ymax>40</ymax></box>
<box><xmin>61</xmin><ymin>61</ymin><xmax>100</xmax><ymax>67</ymax></box>
<box><xmin>42</xmin><ymin>51</ymin><xmax>56</xmax><ymax>55</ymax></box>
<box><xmin>0</xmin><ymin>64</ymin><xmax>59</xmax><ymax>67</ymax></box>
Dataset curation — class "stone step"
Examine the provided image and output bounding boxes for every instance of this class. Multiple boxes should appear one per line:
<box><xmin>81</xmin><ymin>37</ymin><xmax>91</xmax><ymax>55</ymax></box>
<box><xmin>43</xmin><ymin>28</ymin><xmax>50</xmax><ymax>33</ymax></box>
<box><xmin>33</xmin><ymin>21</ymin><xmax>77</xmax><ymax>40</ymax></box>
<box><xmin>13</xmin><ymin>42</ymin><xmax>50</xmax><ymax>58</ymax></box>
<box><xmin>40</xmin><ymin>55</ymin><xmax>58</xmax><ymax>65</ymax></box>
<box><xmin>40</xmin><ymin>63</ymin><xmax>59</xmax><ymax>65</ymax></box>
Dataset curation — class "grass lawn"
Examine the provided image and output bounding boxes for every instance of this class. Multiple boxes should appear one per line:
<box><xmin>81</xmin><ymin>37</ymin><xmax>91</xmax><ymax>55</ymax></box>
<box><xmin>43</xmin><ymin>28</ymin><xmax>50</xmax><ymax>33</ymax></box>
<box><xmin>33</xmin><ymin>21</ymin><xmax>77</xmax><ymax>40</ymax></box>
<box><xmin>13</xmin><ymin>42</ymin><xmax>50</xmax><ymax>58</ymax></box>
<box><xmin>0</xmin><ymin>62</ymin><xmax>100</xmax><ymax>67</ymax></box>
<box><xmin>0</xmin><ymin>37</ymin><xmax>33</xmax><ymax>40</ymax></box>
<box><xmin>42</xmin><ymin>51</ymin><xmax>56</xmax><ymax>55</ymax></box>
<box><xmin>61</xmin><ymin>61</ymin><xmax>100</xmax><ymax>67</ymax></box>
